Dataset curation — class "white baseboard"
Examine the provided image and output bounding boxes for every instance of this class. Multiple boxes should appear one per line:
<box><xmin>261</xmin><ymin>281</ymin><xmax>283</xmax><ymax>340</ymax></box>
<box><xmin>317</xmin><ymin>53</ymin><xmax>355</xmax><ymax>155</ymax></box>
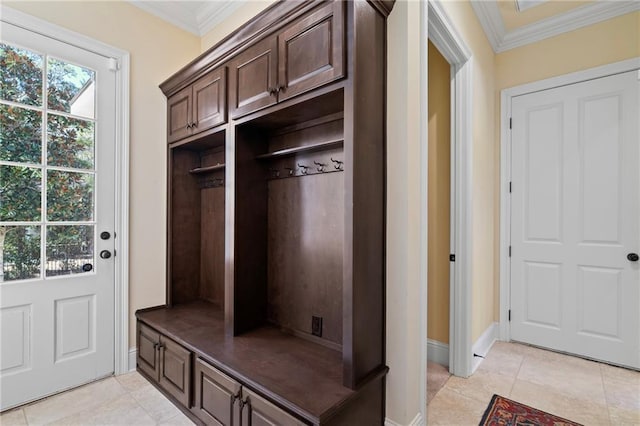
<box><xmin>471</xmin><ymin>322</ymin><xmax>498</xmax><ymax>373</ymax></box>
<box><xmin>385</xmin><ymin>412</ymin><xmax>424</xmax><ymax>426</ymax></box>
<box><xmin>427</xmin><ymin>339</ymin><xmax>449</xmax><ymax>367</ymax></box>
<box><xmin>128</xmin><ymin>348</ymin><xmax>137</xmax><ymax>372</ymax></box>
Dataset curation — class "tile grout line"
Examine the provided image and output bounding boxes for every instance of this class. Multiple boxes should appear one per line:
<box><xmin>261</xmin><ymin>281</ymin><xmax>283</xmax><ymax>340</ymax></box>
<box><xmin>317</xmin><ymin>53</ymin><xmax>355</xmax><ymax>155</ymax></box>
<box><xmin>508</xmin><ymin>352</ymin><xmax>526</xmax><ymax>397</ymax></box>
<box><xmin>599</xmin><ymin>363</ymin><xmax>615</xmax><ymax>426</ymax></box>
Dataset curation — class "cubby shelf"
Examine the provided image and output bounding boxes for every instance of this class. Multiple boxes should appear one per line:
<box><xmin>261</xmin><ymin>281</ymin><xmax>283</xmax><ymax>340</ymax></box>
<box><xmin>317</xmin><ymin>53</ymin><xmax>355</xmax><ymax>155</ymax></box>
<box><xmin>255</xmin><ymin>139</ymin><xmax>344</xmax><ymax>160</ymax></box>
<box><xmin>189</xmin><ymin>163</ymin><xmax>225</xmax><ymax>174</ymax></box>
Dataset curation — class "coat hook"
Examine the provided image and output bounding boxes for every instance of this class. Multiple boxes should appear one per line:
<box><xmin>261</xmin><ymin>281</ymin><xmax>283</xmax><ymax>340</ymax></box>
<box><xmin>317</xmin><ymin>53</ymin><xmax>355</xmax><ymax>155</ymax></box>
<box><xmin>297</xmin><ymin>163</ymin><xmax>309</xmax><ymax>175</ymax></box>
<box><xmin>314</xmin><ymin>161</ymin><xmax>327</xmax><ymax>172</ymax></box>
<box><xmin>269</xmin><ymin>168</ymin><xmax>280</xmax><ymax>178</ymax></box>
<box><xmin>331</xmin><ymin>158</ymin><xmax>343</xmax><ymax>170</ymax></box>
<box><xmin>284</xmin><ymin>167</ymin><xmax>295</xmax><ymax>176</ymax></box>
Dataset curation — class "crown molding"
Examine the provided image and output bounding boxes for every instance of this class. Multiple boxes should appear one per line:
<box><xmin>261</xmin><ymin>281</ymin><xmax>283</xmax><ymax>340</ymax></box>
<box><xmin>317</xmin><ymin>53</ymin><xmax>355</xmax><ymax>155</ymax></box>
<box><xmin>128</xmin><ymin>1</ymin><xmax>245</xmax><ymax>37</ymax></box>
<box><xmin>196</xmin><ymin>1</ymin><xmax>246</xmax><ymax>36</ymax></box>
<box><xmin>471</xmin><ymin>0</ymin><xmax>640</xmax><ymax>54</ymax></box>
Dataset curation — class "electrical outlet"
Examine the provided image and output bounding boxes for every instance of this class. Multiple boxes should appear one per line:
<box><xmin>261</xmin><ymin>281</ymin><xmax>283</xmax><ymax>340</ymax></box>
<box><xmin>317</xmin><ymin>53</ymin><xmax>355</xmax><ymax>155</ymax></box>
<box><xmin>312</xmin><ymin>316</ymin><xmax>323</xmax><ymax>337</ymax></box>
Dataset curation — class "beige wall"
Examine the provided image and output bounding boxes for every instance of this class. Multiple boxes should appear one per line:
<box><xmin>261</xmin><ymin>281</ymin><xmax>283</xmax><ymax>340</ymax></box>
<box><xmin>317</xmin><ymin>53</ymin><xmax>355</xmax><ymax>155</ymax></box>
<box><xmin>496</xmin><ymin>11</ymin><xmax>640</xmax><ymax>91</ymax></box>
<box><xmin>427</xmin><ymin>41</ymin><xmax>451</xmax><ymax>344</ymax></box>
<box><xmin>440</xmin><ymin>0</ymin><xmax>499</xmax><ymax>342</ymax></box>
<box><xmin>4</xmin><ymin>1</ymin><xmax>201</xmax><ymax>348</ymax></box>
<box><xmin>386</xmin><ymin>1</ymin><xmax>424</xmax><ymax>422</ymax></box>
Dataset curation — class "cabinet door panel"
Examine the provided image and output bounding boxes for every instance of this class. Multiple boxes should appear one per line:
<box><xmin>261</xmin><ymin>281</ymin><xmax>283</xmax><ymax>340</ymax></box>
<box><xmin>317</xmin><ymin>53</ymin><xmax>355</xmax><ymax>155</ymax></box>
<box><xmin>159</xmin><ymin>336</ymin><xmax>192</xmax><ymax>407</ymax></box>
<box><xmin>193</xmin><ymin>67</ymin><xmax>227</xmax><ymax>133</ymax></box>
<box><xmin>137</xmin><ymin>323</ymin><xmax>160</xmax><ymax>380</ymax></box>
<box><xmin>168</xmin><ymin>85</ymin><xmax>192</xmax><ymax>143</ymax></box>
<box><xmin>278</xmin><ymin>1</ymin><xmax>344</xmax><ymax>101</ymax></box>
<box><xmin>194</xmin><ymin>358</ymin><xmax>241</xmax><ymax>426</ymax></box>
<box><xmin>241</xmin><ymin>388</ymin><xmax>304</xmax><ymax>426</ymax></box>
<box><xmin>229</xmin><ymin>37</ymin><xmax>278</xmax><ymax>118</ymax></box>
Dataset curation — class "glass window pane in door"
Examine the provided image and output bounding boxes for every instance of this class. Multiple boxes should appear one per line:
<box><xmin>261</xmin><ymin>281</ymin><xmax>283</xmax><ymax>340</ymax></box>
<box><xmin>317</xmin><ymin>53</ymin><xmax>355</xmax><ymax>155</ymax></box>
<box><xmin>0</xmin><ymin>104</ymin><xmax>42</xmax><ymax>164</ymax></box>
<box><xmin>47</xmin><ymin>114</ymin><xmax>94</xmax><ymax>169</ymax></box>
<box><xmin>2</xmin><ymin>225</ymin><xmax>41</xmax><ymax>282</ymax></box>
<box><xmin>46</xmin><ymin>225</ymin><xmax>93</xmax><ymax>277</ymax></box>
<box><xmin>46</xmin><ymin>170</ymin><xmax>93</xmax><ymax>221</ymax></box>
<box><xmin>0</xmin><ymin>165</ymin><xmax>42</xmax><ymax>221</ymax></box>
<box><xmin>47</xmin><ymin>58</ymin><xmax>94</xmax><ymax>119</ymax></box>
<box><xmin>0</xmin><ymin>43</ymin><xmax>43</xmax><ymax>106</ymax></box>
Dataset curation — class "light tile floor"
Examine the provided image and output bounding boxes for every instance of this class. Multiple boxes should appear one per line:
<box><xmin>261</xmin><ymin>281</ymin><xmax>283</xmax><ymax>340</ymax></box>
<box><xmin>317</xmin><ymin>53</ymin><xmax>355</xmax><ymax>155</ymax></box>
<box><xmin>2</xmin><ymin>342</ymin><xmax>638</xmax><ymax>425</ymax></box>
<box><xmin>0</xmin><ymin>373</ymin><xmax>195</xmax><ymax>426</ymax></box>
<box><xmin>427</xmin><ymin>341</ymin><xmax>640</xmax><ymax>425</ymax></box>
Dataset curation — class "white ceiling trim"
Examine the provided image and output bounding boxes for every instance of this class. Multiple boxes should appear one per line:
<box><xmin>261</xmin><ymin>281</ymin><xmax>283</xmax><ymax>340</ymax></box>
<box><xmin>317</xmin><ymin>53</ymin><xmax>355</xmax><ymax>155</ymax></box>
<box><xmin>515</xmin><ymin>0</ymin><xmax>548</xmax><ymax>13</ymax></box>
<box><xmin>128</xmin><ymin>1</ymin><xmax>245</xmax><ymax>37</ymax></box>
<box><xmin>471</xmin><ymin>0</ymin><xmax>640</xmax><ymax>53</ymax></box>
<box><xmin>196</xmin><ymin>1</ymin><xmax>245</xmax><ymax>36</ymax></box>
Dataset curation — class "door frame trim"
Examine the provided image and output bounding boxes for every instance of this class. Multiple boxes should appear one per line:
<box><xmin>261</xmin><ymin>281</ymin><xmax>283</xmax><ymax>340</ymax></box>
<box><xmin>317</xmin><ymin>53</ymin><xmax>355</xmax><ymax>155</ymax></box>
<box><xmin>428</xmin><ymin>0</ymin><xmax>474</xmax><ymax>378</ymax></box>
<box><xmin>499</xmin><ymin>57</ymin><xmax>640</xmax><ymax>341</ymax></box>
<box><xmin>1</xmin><ymin>6</ymin><xmax>131</xmax><ymax>375</ymax></box>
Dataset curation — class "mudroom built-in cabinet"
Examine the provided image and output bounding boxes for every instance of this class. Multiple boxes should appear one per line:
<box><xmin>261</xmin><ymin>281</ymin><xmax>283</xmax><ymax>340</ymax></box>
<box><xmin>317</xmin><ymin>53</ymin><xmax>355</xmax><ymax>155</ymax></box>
<box><xmin>136</xmin><ymin>1</ymin><xmax>395</xmax><ymax>425</ymax></box>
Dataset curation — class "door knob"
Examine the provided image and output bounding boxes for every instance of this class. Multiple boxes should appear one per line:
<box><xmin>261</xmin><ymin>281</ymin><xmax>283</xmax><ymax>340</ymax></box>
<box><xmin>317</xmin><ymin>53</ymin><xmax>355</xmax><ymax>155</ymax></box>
<box><xmin>100</xmin><ymin>250</ymin><xmax>112</xmax><ymax>259</ymax></box>
<box><xmin>100</xmin><ymin>231</ymin><xmax>111</xmax><ymax>240</ymax></box>
<box><xmin>627</xmin><ymin>253</ymin><xmax>639</xmax><ymax>262</ymax></box>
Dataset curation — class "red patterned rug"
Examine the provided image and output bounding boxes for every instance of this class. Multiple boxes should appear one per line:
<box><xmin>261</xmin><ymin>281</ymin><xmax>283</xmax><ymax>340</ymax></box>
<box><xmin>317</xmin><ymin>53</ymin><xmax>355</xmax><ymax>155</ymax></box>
<box><xmin>479</xmin><ymin>394</ymin><xmax>583</xmax><ymax>426</ymax></box>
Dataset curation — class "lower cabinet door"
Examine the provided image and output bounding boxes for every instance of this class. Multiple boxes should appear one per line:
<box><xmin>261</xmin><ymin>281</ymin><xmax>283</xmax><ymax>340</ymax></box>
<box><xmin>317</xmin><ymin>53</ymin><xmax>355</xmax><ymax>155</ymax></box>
<box><xmin>137</xmin><ymin>323</ymin><xmax>160</xmax><ymax>380</ymax></box>
<box><xmin>193</xmin><ymin>358</ymin><xmax>242</xmax><ymax>425</ymax></box>
<box><xmin>241</xmin><ymin>388</ymin><xmax>305</xmax><ymax>426</ymax></box>
<box><xmin>159</xmin><ymin>336</ymin><xmax>192</xmax><ymax>407</ymax></box>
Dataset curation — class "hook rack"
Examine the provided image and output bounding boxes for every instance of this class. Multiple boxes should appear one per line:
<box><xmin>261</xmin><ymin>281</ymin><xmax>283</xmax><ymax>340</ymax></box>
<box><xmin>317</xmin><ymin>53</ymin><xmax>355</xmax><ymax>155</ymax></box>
<box><xmin>266</xmin><ymin>159</ymin><xmax>345</xmax><ymax>181</ymax></box>
<box><xmin>198</xmin><ymin>176</ymin><xmax>224</xmax><ymax>189</ymax></box>
<box><xmin>331</xmin><ymin>158</ymin><xmax>343</xmax><ymax>171</ymax></box>
<box><xmin>314</xmin><ymin>161</ymin><xmax>327</xmax><ymax>172</ymax></box>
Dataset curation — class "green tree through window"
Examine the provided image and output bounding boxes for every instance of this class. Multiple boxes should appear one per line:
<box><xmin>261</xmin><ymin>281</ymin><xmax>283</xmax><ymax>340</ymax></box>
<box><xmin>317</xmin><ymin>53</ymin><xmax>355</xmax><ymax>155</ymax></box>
<box><xmin>0</xmin><ymin>43</ymin><xmax>95</xmax><ymax>281</ymax></box>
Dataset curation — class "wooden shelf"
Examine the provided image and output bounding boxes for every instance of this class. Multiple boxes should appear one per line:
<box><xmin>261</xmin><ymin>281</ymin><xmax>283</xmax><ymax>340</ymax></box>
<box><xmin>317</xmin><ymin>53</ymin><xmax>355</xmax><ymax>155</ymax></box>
<box><xmin>255</xmin><ymin>139</ymin><xmax>343</xmax><ymax>160</ymax></box>
<box><xmin>189</xmin><ymin>163</ymin><xmax>225</xmax><ymax>174</ymax></box>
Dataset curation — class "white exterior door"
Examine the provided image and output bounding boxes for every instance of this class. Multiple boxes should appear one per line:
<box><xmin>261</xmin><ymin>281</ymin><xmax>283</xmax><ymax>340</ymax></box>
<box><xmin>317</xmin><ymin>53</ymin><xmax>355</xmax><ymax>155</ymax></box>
<box><xmin>0</xmin><ymin>23</ymin><xmax>116</xmax><ymax>410</ymax></box>
<box><xmin>510</xmin><ymin>70</ymin><xmax>639</xmax><ymax>369</ymax></box>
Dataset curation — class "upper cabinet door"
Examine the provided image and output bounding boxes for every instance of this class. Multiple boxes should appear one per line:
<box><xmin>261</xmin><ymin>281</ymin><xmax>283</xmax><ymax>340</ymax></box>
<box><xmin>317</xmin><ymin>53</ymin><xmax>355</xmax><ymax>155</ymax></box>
<box><xmin>193</xmin><ymin>67</ymin><xmax>227</xmax><ymax>133</ymax></box>
<box><xmin>277</xmin><ymin>1</ymin><xmax>344</xmax><ymax>102</ymax></box>
<box><xmin>229</xmin><ymin>37</ymin><xmax>278</xmax><ymax>119</ymax></box>
<box><xmin>167</xmin><ymin>85</ymin><xmax>192</xmax><ymax>143</ymax></box>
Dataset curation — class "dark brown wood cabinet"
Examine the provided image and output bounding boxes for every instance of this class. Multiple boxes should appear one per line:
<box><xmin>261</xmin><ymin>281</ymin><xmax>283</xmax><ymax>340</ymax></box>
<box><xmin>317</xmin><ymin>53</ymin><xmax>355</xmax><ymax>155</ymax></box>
<box><xmin>136</xmin><ymin>323</ymin><xmax>192</xmax><ymax>407</ymax></box>
<box><xmin>228</xmin><ymin>37</ymin><xmax>278</xmax><ymax>119</ymax></box>
<box><xmin>277</xmin><ymin>1</ymin><xmax>344</xmax><ymax>101</ymax></box>
<box><xmin>241</xmin><ymin>388</ymin><xmax>304</xmax><ymax>426</ymax></box>
<box><xmin>138</xmin><ymin>1</ymin><xmax>394</xmax><ymax>425</ymax></box>
<box><xmin>229</xmin><ymin>2</ymin><xmax>344</xmax><ymax>119</ymax></box>
<box><xmin>168</xmin><ymin>67</ymin><xmax>227</xmax><ymax>143</ymax></box>
<box><xmin>193</xmin><ymin>359</ymin><xmax>241</xmax><ymax>425</ymax></box>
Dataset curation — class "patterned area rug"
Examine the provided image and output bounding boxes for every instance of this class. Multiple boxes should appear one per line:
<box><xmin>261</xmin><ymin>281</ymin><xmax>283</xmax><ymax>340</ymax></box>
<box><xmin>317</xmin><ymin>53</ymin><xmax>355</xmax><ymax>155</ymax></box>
<box><xmin>479</xmin><ymin>394</ymin><xmax>583</xmax><ymax>426</ymax></box>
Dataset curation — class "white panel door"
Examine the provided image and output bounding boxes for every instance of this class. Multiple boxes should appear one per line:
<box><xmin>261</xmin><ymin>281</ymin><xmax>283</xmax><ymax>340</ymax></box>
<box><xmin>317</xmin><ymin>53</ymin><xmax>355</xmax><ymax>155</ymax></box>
<box><xmin>0</xmin><ymin>23</ymin><xmax>116</xmax><ymax>410</ymax></box>
<box><xmin>510</xmin><ymin>70</ymin><xmax>639</xmax><ymax>369</ymax></box>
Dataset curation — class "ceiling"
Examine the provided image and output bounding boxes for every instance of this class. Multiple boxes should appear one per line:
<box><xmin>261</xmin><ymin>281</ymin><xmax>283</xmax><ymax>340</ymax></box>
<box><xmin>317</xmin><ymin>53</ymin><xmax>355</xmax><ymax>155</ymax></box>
<box><xmin>472</xmin><ymin>0</ymin><xmax>640</xmax><ymax>53</ymax></box>
<box><xmin>127</xmin><ymin>1</ymin><xmax>246</xmax><ymax>36</ymax></box>
<box><xmin>128</xmin><ymin>0</ymin><xmax>640</xmax><ymax>53</ymax></box>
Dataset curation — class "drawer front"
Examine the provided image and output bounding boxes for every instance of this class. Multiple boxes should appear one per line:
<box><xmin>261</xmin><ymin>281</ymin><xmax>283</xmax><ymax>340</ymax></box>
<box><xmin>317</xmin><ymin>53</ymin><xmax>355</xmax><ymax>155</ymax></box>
<box><xmin>229</xmin><ymin>36</ymin><xmax>278</xmax><ymax>119</ymax></box>
<box><xmin>137</xmin><ymin>322</ymin><xmax>160</xmax><ymax>380</ymax></box>
<box><xmin>241</xmin><ymin>388</ymin><xmax>305</xmax><ymax>426</ymax></box>
<box><xmin>159</xmin><ymin>335</ymin><xmax>192</xmax><ymax>407</ymax></box>
<box><xmin>194</xmin><ymin>358</ymin><xmax>242</xmax><ymax>426</ymax></box>
<box><xmin>193</xmin><ymin>67</ymin><xmax>227</xmax><ymax>134</ymax></box>
<box><xmin>277</xmin><ymin>1</ymin><xmax>344</xmax><ymax>102</ymax></box>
